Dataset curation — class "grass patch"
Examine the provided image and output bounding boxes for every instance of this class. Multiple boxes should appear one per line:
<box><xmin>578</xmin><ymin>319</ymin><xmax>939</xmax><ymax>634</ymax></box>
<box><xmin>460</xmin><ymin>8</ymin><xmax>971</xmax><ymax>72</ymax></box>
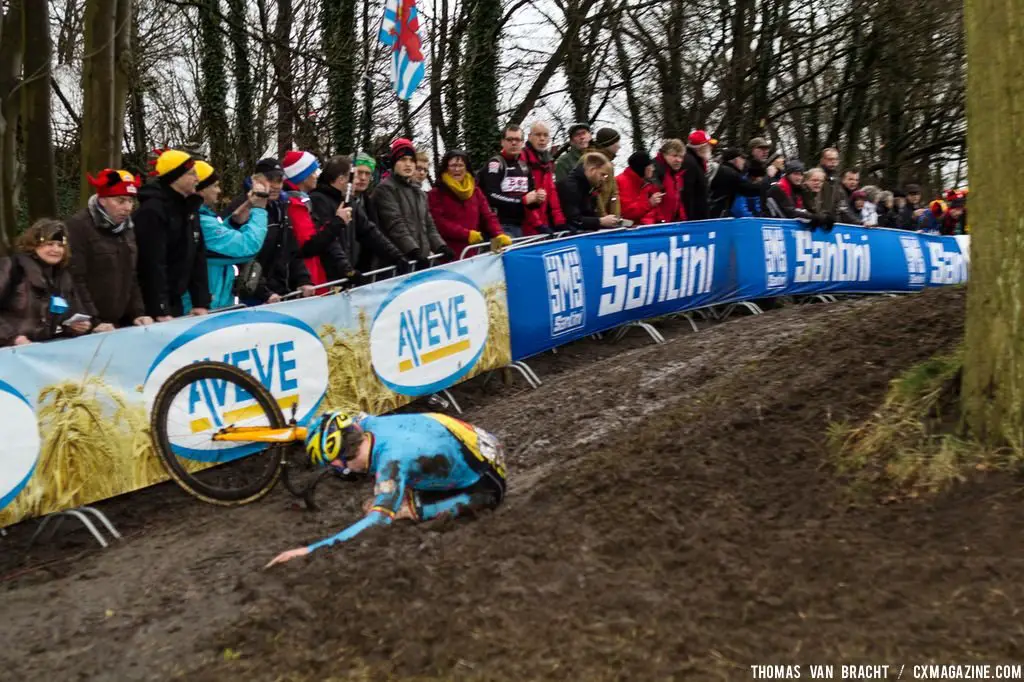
<box><xmin>828</xmin><ymin>346</ymin><xmax>1024</xmax><ymax>496</ymax></box>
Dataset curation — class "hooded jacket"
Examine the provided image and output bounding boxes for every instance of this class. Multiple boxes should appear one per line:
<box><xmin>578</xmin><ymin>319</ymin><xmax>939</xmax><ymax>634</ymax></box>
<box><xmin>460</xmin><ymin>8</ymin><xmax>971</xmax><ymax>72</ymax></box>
<box><xmin>652</xmin><ymin>154</ymin><xmax>686</xmax><ymax>223</ymax></box>
<box><xmin>521</xmin><ymin>143</ymin><xmax>566</xmax><ymax>234</ymax></box>
<box><xmin>64</xmin><ymin>196</ymin><xmax>146</xmax><ymax>325</ymax></box>
<box><xmin>616</xmin><ymin>167</ymin><xmax>658</xmax><ymax>225</ymax></box>
<box><xmin>133</xmin><ymin>181</ymin><xmax>211</xmax><ymax>316</ymax></box>
<box><xmin>194</xmin><ymin>204</ymin><xmax>267</xmax><ymax>310</ymax></box>
<box><xmin>373</xmin><ymin>173</ymin><xmax>447</xmax><ymax>258</ymax></box>
<box><xmin>0</xmin><ymin>253</ymin><xmax>88</xmax><ymax>346</ymax></box>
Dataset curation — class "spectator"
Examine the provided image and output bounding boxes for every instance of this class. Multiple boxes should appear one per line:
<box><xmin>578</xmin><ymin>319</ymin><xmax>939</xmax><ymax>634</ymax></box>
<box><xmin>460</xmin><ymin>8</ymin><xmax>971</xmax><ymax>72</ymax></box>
<box><xmin>190</xmin><ymin>161</ymin><xmax>269</xmax><ymax>310</ymax></box>
<box><xmin>310</xmin><ymin>155</ymin><xmax>409</xmax><ymax>276</ymax></box>
<box><xmin>875</xmin><ymin>191</ymin><xmax>899</xmax><ymax>228</ymax></box>
<box><xmin>731</xmin><ymin>160</ymin><xmax>765</xmax><ymax>217</ymax></box>
<box><xmin>429</xmin><ymin>149</ymin><xmax>511</xmax><ymax>259</ymax></box>
<box><xmin>802</xmin><ymin>168</ymin><xmax>829</xmax><ymax>215</ymax></box>
<box><xmin>587</xmin><ymin>127</ymin><xmax>622</xmax><ymax>218</ymax></box>
<box><xmin>917</xmin><ymin>199</ymin><xmax>947</xmax><ymax>234</ymax></box>
<box><xmin>708</xmin><ymin>148</ymin><xmax>762</xmax><ymax>218</ymax></box>
<box><xmin>834</xmin><ymin>168</ymin><xmax>861</xmax><ymax>224</ymax></box>
<box><xmin>521</xmin><ymin>121</ymin><xmax>566</xmax><ymax>235</ymax></box>
<box><xmin>848</xmin><ymin>190</ymin><xmax>869</xmax><ymax>225</ymax></box>
<box><xmin>765</xmin><ymin>160</ymin><xmax>832</xmax><ymax>230</ymax></box>
<box><xmin>554</xmin><ymin>121</ymin><xmax>591</xmax><ymax>182</ymax></box>
<box><xmin>0</xmin><ymin>219</ymin><xmax>92</xmax><ymax>346</ymax></box>
<box><xmin>481</xmin><ymin>124</ymin><xmax>537</xmax><ymax>238</ymax></box>
<box><xmin>681</xmin><ymin>130</ymin><xmax>716</xmax><ymax>221</ymax></box>
<box><xmin>749</xmin><ymin>137</ymin><xmax>772</xmax><ymax>165</ymax></box>
<box><xmin>860</xmin><ymin>185</ymin><xmax>881</xmax><ymax>226</ymax></box>
<box><xmin>134</xmin><ymin>149</ymin><xmax>209</xmax><ymax>320</ymax></box>
<box><xmin>901</xmin><ymin>183</ymin><xmax>924</xmax><ymax>226</ymax></box>
<box><xmin>557</xmin><ymin>152</ymin><xmax>620</xmax><ymax>232</ymax></box>
<box><xmin>414</xmin><ymin>151</ymin><xmax>431</xmax><ymax>190</ymax></box>
<box><xmin>375</xmin><ymin>138</ymin><xmax>452</xmax><ymax>268</ymax></box>
<box><xmin>890</xmin><ymin>189</ymin><xmax>909</xmax><ymax>228</ymax></box>
<box><xmin>617</xmin><ymin>151</ymin><xmax>662</xmax><ymax>225</ymax></box>
<box><xmin>282</xmin><ymin>149</ymin><xmax>355</xmax><ymax>286</ymax></box>
<box><xmin>816</xmin><ymin>147</ymin><xmax>841</xmax><ymax>214</ymax></box>
<box><xmin>652</xmin><ymin>139</ymin><xmax>686</xmax><ymax>223</ymax></box>
<box><xmin>224</xmin><ymin>158</ymin><xmax>315</xmax><ymax>304</ymax></box>
<box><xmin>944</xmin><ymin>193</ymin><xmax>967</xmax><ymax>235</ymax></box>
<box><xmin>768</xmin><ymin>152</ymin><xmax>785</xmax><ymax>180</ymax></box>
<box><xmin>65</xmin><ymin>168</ymin><xmax>151</xmax><ymax>331</ymax></box>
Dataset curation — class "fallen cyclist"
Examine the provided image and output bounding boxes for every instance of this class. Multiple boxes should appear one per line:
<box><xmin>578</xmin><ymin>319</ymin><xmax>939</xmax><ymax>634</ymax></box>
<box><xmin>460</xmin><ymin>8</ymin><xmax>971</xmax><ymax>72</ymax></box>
<box><xmin>266</xmin><ymin>410</ymin><xmax>507</xmax><ymax>566</ymax></box>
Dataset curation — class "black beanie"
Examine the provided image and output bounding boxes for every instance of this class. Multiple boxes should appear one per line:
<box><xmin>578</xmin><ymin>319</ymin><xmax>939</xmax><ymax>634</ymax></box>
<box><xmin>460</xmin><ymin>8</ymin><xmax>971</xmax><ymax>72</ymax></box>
<box><xmin>594</xmin><ymin>127</ymin><xmax>621</xmax><ymax>148</ymax></box>
<box><xmin>628</xmin><ymin>151</ymin><xmax>653</xmax><ymax>176</ymax></box>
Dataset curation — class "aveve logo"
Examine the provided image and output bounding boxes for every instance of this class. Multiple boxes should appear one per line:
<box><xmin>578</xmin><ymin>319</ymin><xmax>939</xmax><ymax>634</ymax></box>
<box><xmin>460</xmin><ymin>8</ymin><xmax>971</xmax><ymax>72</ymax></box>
<box><xmin>0</xmin><ymin>380</ymin><xmax>40</xmax><ymax>511</ymax></box>
<box><xmin>370</xmin><ymin>270</ymin><xmax>488</xmax><ymax>396</ymax></box>
<box><xmin>142</xmin><ymin>311</ymin><xmax>328</xmax><ymax>461</ymax></box>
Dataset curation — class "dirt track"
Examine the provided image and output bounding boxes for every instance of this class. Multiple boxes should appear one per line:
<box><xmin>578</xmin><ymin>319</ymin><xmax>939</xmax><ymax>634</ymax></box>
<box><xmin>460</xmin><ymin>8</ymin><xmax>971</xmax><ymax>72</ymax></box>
<box><xmin>3</xmin><ymin>287</ymin><xmax>1023</xmax><ymax>681</ymax></box>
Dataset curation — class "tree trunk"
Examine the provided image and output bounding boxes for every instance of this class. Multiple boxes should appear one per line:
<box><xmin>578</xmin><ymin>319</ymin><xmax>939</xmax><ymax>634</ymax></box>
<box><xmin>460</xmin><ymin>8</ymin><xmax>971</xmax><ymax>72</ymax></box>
<box><xmin>111</xmin><ymin>0</ymin><xmax>131</xmax><ymax>169</ymax></box>
<box><xmin>0</xmin><ymin>0</ymin><xmax>23</xmax><ymax>251</ymax></box>
<box><xmin>22</xmin><ymin>0</ymin><xmax>56</xmax><ymax>221</ymax></box>
<box><xmin>274</xmin><ymin>0</ymin><xmax>294</xmax><ymax>157</ymax></box>
<box><xmin>199</xmin><ymin>0</ymin><xmax>231</xmax><ymax>183</ymax></box>
<box><xmin>80</xmin><ymin>0</ymin><xmax>116</xmax><ymax>204</ymax></box>
<box><xmin>463</xmin><ymin>0</ymin><xmax>500</xmax><ymax>166</ymax></box>
<box><xmin>614</xmin><ymin>31</ymin><xmax>643</xmax><ymax>153</ymax></box>
<box><xmin>228</xmin><ymin>0</ymin><xmax>254</xmax><ymax>177</ymax></box>
<box><xmin>961</xmin><ymin>0</ymin><xmax>1024</xmax><ymax>447</ymax></box>
<box><xmin>359</xmin><ymin>0</ymin><xmax>373</xmax><ymax>152</ymax></box>
<box><xmin>325</xmin><ymin>0</ymin><xmax>357</xmax><ymax>155</ymax></box>
<box><xmin>126</xmin><ymin>0</ymin><xmax>146</xmax><ymax>173</ymax></box>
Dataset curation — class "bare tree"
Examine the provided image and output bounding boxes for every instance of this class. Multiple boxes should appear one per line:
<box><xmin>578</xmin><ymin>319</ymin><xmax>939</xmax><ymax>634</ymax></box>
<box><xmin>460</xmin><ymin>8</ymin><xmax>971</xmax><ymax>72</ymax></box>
<box><xmin>22</xmin><ymin>0</ymin><xmax>56</xmax><ymax>220</ymax></box>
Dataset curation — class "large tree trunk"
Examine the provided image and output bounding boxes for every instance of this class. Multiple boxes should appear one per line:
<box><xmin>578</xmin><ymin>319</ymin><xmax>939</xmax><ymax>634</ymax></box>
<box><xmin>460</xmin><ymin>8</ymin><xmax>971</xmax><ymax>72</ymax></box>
<box><xmin>325</xmin><ymin>0</ymin><xmax>357</xmax><ymax>155</ymax></box>
<box><xmin>463</xmin><ymin>0</ymin><xmax>500</xmax><ymax>166</ymax></box>
<box><xmin>22</xmin><ymin>0</ymin><xmax>56</xmax><ymax>221</ymax></box>
<box><xmin>199</xmin><ymin>0</ymin><xmax>231</xmax><ymax>185</ymax></box>
<box><xmin>228</xmin><ymin>0</ymin><xmax>254</xmax><ymax>177</ymax></box>
<box><xmin>126</xmin><ymin>0</ymin><xmax>147</xmax><ymax>172</ymax></box>
<box><xmin>111</xmin><ymin>0</ymin><xmax>131</xmax><ymax>169</ymax></box>
<box><xmin>80</xmin><ymin>0</ymin><xmax>116</xmax><ymax>203</ymax></box>
<box><xmin>273</xmin><ymin>0</ymin><xmax>293</xmax><ymax>157</ymax></box>
<box><xmin>961</xmin><ymin>0</ymin><xmax>1024</xmax><ymax>447</ymax></box>
<box><xmin>0</xmin><ymin>0</ymin><xmax>23</xmax><ymax>252</ymax></box>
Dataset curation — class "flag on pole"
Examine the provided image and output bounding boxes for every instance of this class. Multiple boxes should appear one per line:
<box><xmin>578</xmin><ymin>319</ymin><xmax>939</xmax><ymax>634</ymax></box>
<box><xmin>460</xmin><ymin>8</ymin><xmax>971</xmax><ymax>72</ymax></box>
<box><xmin>378</xmin><ymin>0</ymin><xmax>426</xmax><ymax>101</ymax></box>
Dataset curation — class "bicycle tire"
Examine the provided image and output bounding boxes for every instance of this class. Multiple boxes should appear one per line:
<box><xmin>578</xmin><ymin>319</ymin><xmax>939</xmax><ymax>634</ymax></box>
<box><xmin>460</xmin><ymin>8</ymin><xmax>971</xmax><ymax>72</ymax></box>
<box><xmin>150</xmin><ymin>360</ymin><xmax>287</xmax><ymax>506</ymax></box>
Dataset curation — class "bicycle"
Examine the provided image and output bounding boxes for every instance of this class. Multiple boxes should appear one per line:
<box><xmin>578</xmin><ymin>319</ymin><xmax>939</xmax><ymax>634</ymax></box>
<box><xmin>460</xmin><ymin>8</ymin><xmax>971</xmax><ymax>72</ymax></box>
<box><xmin>149</xmin><ymin>360</ymin><xmax>349</xmax><ymax>508</ymax></box>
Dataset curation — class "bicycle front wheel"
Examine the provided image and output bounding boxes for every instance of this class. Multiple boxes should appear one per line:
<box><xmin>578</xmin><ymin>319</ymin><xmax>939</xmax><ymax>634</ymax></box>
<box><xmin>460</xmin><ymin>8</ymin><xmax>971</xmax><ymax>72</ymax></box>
<box><xmin>150</xmin><ymin>360</ymin><xmax>287</xmax><ymax>506</ymax></box>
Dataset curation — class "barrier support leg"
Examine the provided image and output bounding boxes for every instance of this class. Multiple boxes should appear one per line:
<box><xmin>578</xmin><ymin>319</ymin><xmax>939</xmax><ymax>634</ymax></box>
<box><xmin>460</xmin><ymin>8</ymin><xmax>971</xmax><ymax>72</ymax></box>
<box><xmin>27</xmin><ymin>509</ymin><xmax>117</xmax><ymax>550</ymax></box>
<box><xmin>612</xmin><ymin>322</ymin><xmax>665</xmax><ymax>345</ymax></box>
<box><xmin>440</xmin><ymin>389</ymin><xmax>463</xmax><ymax>415</ymax></box>
<box><xmin>507</xmin><ymin>362</ymin><xmax>542</xmax><ymax>389</ymax></box>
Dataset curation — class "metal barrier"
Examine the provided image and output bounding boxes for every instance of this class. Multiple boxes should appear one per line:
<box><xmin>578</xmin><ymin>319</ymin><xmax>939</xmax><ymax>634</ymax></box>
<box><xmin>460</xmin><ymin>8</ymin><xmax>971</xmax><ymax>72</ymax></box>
<box><xmin>28</xmin><ymin>506</ymin><xmax>123</xmax><ymax>550</ymax></box>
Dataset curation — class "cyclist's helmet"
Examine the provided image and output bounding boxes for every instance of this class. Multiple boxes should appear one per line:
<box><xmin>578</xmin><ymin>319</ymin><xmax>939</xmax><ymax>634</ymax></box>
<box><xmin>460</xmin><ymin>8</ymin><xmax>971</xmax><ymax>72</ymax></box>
<box><xmin>306</xmin><ymin>411</ymin><xmax>362</xmax><ymax>468</ymax></box>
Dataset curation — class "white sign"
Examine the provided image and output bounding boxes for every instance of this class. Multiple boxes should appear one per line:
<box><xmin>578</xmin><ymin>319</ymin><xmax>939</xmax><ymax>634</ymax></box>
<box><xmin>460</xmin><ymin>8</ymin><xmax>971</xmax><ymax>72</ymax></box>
<box><xmin>0</xmin><ymin>381</ymin><xmax>40</xmax><ymax>511</ymax></box>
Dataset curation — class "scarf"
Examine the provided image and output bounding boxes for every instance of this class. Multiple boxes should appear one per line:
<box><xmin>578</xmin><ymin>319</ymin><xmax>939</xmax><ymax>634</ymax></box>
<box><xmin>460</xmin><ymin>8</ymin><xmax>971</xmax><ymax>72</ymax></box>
<box><xmin>441</xmin><ymin>172</ymin><xmax>475</xmax><ymax>202</ymax></box>
<box><xmin>88</xmin><ymin>193</ymin><xmax>131</xmax><ymax>235</ymax></box>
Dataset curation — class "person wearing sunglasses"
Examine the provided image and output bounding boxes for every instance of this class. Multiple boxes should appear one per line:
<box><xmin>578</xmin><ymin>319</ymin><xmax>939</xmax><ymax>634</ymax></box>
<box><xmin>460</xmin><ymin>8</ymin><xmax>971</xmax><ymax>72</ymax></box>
<box><xmin>266</xmin><ymin>410</ymin><xmax>507</xmax><ymax>566</ymax></box>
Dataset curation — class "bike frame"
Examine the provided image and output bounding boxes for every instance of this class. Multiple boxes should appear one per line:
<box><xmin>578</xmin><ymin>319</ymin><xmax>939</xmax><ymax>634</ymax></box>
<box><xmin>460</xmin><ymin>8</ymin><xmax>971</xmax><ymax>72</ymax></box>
<box><xmin>210</xmin><ymin>426</ymin><xmax>308</xmax><ymax>443</ymax></box>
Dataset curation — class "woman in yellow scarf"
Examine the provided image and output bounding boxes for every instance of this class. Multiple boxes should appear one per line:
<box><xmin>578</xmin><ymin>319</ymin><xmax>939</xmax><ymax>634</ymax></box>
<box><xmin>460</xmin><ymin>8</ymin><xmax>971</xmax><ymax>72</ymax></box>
<box><xmin>427</xmin><ymin>150</ymin><xmax>513</xmax><ymax>260</ymax></box>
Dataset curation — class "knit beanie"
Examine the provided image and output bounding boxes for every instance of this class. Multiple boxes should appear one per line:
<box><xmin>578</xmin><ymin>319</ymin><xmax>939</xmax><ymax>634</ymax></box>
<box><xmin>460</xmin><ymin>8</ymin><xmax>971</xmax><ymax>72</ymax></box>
<box><xmin>194</xmin><ymin>161</ymin><xmax>220</xmax><ymax>191</ymax></box>
<box><xmin>627</xmin><ymin>151</ymin><xmax>653</xmax><ymax>176</ymax></box>
<box><xmin>720</xmin><ymin>148</ymin><xmax>744</xmax><ymax>163</ymax></box>
<box><xmin>354</xmin><ymin>152</ymin><xmax>377</xmax><ymax>173</ymax></box>
<box><xmin>86</xmin><ymin>168</ymin><xmax>141</xmax><ymax>198</ymax></box>
<box><xmin>594</xmin><ymin>127</ymin><xmax>621</xmax><ymax>148</ymax></box>
<box><xmin>390</xmin><ymin>138</ymin><xmax>416</xmax><ymax>164</ymax></box>
<box><xmin>152</xmin><ymin>149</ymin><xmax>194</xmax><ymax>185</ymax></box>
<box><xmin>282</xmin><ymin>150</ymin><xmax>320</xmax><ymax>184</ymax></box>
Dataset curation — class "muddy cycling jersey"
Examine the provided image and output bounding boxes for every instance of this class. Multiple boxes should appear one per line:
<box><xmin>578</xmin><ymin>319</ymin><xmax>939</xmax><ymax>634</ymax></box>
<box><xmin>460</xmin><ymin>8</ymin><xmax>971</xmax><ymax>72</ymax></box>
<box><xmin>306</xmin><ymin>413</ymin><xmax>507</xmax><ymax>551</ymax></box>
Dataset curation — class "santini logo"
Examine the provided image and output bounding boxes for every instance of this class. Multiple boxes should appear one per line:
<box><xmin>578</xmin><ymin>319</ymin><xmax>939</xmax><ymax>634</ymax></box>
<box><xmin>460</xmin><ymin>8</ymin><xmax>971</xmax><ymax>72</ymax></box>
<box><xmin>598</xmin><ymin>234</ymin><xmax>715</xmax><ymax>316</ymax></box>
<box><xmin>143</xmin><ymin>311</ymin><xmax>328</xmax><ymax>461</ymax></box>
<box><xmin>793</xmin><ymin>231</ymin><xmax>871</xmax><ymax>284</ymax></box>
<box><xmin>762</xmin><ymin>226</ymin><xmax>789</xmax><ymax>289</ymax></box>
<box><xmin>544</xmin><ymin>247</ymin><xmax>586</xmax><ymax>337</ymax></box>
<box><xmin>899</xmin><ymin>235</ymin><xmax>927</xmax><ymax>287</ymax></box>
<box><xmin>926</xmin><ymin>241</ymin><xmax>968</xmax><ymax>285</ymax></box>
<box><xmin>370</xmin><ymin>271</ymin><xmax>489</xmax><ymax>396</ymax></box>
<box><xmin>0</xmin><ymin>380</ymin><xmax>40</xmax><ymax>512</ymax></box>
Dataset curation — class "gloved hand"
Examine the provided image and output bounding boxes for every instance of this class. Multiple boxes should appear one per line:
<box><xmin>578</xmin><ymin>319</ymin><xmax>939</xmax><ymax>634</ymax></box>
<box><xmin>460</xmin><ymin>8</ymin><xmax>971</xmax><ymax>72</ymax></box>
<box><xmin>415</xmin><ymin>256</ymin><xmax>433</xmax><ymax>271</ymax></box>
<box><xmin>491</xmin><ymin>233</ymin><xmax>513</xmax><ymax>251</ymax></box>
<box><xmin>817</xmin><ymin>214</ymin><xmax>835</xmax><ymax>232</ymax></box>
<box><xmin>343</xmin><ymin>270</ymin><xmax>363</xmax><ymax>288</ymax></box>
<box><xmin>394</xmin><ymin>258</ymin><xmax>414</xmax><ymax>275</ymax></box>
<box><xmin>467</xmin><ymin>230</ymin><xmax>484</xmax><ymax>245</ymax></box>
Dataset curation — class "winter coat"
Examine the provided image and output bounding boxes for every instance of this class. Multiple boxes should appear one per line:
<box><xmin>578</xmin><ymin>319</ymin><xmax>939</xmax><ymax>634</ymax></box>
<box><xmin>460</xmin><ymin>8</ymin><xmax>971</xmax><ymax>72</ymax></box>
<box><xmin>651</xmin><ymin>154</ymin><xmax>686</xmax><ymax>223</ymax></box>
<box><xmin>0</xmin><ymin>253</ymin><xmax>88</xmax><ymax>346</ymax></box>
<box><xmin>817</xmin><ymin>170</ymin><xmax>840</xmax><ymax>218</ymax></box>
<box><xmin>373</xmin><ymin>174</ymin><xmax>447</xmax><ymax>258</ymax></box>
<box><xmin>588</xmin><ymin>145</ymin><xmax>621</xmax><ymax>218</ymax></box>
<box><xmin>554</xmin><ymin>145</ymin><xmax>584</xmax><ymax>183</ymax></box>
<box><xmin>765</xmin><ymin>178</ymin><xmax>807</xmax><ymax>219</ymax></box>
<box><xmin>681</xmin><ymin>147</ymin><xmax>710</xmax><ymax>221</ymax></box>
<box><xmin>834</xmin><ymin>185</ymin><xmax>861</xmax><ymax>225</ymax></box>
<box><xmin>195</xmin><ymin>204</ymin><xmax>267</xmax><ymax>310</ymax></box>
<box><xmin>708</xmin><ymin>161</ymin><xmax>763</xmax><ymax>218</ymax></box>
<box><xmin>616</xmin><ymin>167</ymin><xmax>659</xmax><ymax>225</ymax></box>
<box><xmin>428</xmin><ymin>182</ymin><xmax>503</xmax><ymax>259</ymax></box>
<box><xmin>281</xmin><ymin>186</ymin><xmax>349</xmax><ymax>285</ymax></box>
<box><xmin>480</xmin><ymin>152</ymin><xmax>535</xmax><ymax>228</ymax></box>
<box><xmin>224</xmin><ymin>191</ymin><xmax>313</xmax><ymax>302</ymax></box>
<box><xmin>133</xmin><ymin>181</ymin><xmax>210</xmax><ymax>317</ymax></box>
<box><xmin>731</xmin><ymin>187</ymin><xmax>762</xmax><ymax>218</ymax></box>
<box><xmin>64</xmin><ymin>197</ymin><xmax>146</xmax><ymax>326</ymax></box>
<box><xmin>556</xmin><ymin>165</ymin><xmax>603</xmax><ymax>232</ymax></box>
<box><xmin>521</xmin><ymin>143</ymin><xmax>566</xmax><ymax>234</ymax></box>
<box><xmin>308</xmin><ymin>183</ymin><xmax>406</xmax><ymax>274</ymax></box>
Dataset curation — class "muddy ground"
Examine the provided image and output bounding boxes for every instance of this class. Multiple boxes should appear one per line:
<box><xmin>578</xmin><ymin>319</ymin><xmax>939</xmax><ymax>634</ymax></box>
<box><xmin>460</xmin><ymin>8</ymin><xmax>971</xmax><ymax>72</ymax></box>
<box><xmin>3</xmin><ymin>287</ymin><xmax>1022</xmax><ymax>681</ymax></box>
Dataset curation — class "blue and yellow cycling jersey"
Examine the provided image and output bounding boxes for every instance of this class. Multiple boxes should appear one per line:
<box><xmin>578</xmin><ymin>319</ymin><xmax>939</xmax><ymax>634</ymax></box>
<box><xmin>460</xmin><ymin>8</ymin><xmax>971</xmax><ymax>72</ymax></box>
<box><xmin>307</xmin><ymin>413</ymin><xmax>505</xmax><ymax>551</ymax></box>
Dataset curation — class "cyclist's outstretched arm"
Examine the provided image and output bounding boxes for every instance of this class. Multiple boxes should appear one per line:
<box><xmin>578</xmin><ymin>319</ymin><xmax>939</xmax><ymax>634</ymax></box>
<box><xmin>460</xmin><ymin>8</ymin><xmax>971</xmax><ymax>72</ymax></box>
<box><xmin>306</xmin><ymin>465</ymin><xmax>407</xmax><ymax>552</ymax></box>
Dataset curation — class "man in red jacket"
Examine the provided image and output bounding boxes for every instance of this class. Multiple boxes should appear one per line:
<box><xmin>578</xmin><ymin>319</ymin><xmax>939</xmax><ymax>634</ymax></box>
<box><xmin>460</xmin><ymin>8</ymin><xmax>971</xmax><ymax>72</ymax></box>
<box><xmin>520</xmin><ymin>121</ymin><xmax>566</xmax><ymax>236</ymax></box>
<box><xmin>617</xmin><ymin>151</ymin><xmax>664</xmax><ymax>225</ymax></box>
<box><xmin>428</xmin><ymin>150</ymin><xmax>512</xmax><ymax>259</ymax></box>
<box><xmin>652</xmin><ymin>139</ymin><xmax>687</xmax><ymax>223</ymax></box>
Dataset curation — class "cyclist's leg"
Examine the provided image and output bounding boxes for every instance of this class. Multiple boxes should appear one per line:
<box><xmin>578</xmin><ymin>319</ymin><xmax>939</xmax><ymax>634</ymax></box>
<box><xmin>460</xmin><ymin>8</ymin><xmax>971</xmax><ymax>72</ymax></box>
<box><xmin>410</xmin><ymin>471</ymin><xmax>504</xmax><ymax>521</ymax></box>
